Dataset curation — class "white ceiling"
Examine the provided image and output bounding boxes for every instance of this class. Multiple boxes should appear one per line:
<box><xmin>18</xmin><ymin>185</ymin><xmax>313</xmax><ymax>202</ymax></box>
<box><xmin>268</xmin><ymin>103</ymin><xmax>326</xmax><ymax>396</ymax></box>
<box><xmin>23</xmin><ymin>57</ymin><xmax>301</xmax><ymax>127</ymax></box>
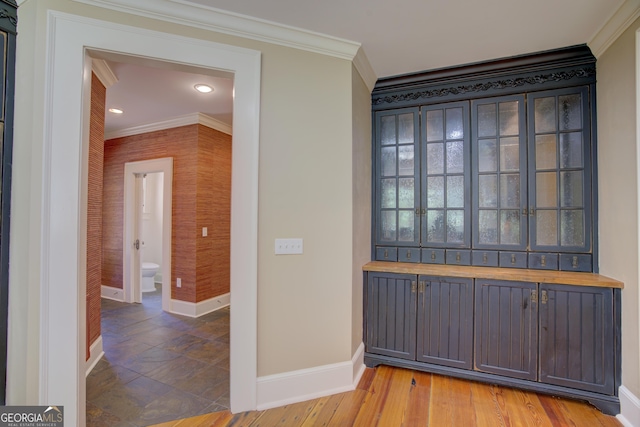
<box><xmin>102</xmin><ymin>0</ymin><xmax>627</xmax><ymax>135</ymax></box>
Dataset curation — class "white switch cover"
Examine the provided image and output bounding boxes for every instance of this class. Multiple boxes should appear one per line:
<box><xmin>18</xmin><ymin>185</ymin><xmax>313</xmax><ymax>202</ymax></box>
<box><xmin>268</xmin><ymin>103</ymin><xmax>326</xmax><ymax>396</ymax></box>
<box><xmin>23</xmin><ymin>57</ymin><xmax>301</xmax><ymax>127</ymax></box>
<box><xmin>176</xmin><ymin>278</ymin><xmax>182</xmax><ymax>288</ymax></box>
<box><xmin>275</xmin><ymin>238</ymin><xmax>303</xmax><ymax>255</ymax></box>
<box><xmin>202</xmin><ymin>227</ymin><xmax>208</xmax><ymax>237</ymax></box>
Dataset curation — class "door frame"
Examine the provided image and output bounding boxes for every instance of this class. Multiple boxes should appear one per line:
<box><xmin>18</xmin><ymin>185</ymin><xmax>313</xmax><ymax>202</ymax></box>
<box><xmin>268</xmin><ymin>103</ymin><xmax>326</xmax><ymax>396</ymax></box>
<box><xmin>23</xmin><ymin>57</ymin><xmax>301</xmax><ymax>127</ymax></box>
<box><xmin>12</xmin><ymin>12</ymin><xmax>261</xmax><ymax>425</ymax></box>
<box><xmin>124</xmin><ymin>158</ymin><xmax>173</xmax><ymax>311</ymax></box>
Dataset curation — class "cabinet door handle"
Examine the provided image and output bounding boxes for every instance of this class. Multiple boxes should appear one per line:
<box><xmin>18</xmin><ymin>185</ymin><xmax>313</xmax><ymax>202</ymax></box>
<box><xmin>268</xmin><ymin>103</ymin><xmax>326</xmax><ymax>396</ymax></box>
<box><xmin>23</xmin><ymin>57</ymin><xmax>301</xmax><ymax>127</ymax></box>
<box><xmin>384</xmin><ymin>249</ymin><xmax>389</xmax><ymax>259</ymax></box>
<box><xmin>572</xmin><ymin>256</ymin><xmax>579</xmax><ymax>269</ymax></box>
<box><xmin>456</xmin><ymin>252</ymin><xmax>461</xmax><ymax>263</ymax></box>
<box><xmin>482</xmin><ymin>252</ymin><xmax>488</xmax><ymax>264</ymax></box>
<box><xmin>511</xmin><ymin>254</ymin><xmax>516</xmax><ymax>265</ymax></box>
<box><xmin>530</xmin><ymin>208</ymin><xmax>535</xmax><ymax>216</ymax></box>
<box><xmin>541</xmin><ymin>290</ymin><xmax>548</xmax><ymax>304</ymax></box>
<box><xmin>541</xmin><ymin>255</ymin><xmax>546</xmax><ymax>267</ymax></box>
<box><xmin>531</xmin><ymin>290</ymin><xmax>538</xmax><ymax>304</ymax></box>
<box><xmin>411</xmin><ymin>281</ymin><xmax>417</xmax><ymax>293</ymax></box>
<box><xmin>406</xmin><ymin>250</ymin><xmax>412</xmax><ymax>260</ymax></box>
<box><xmin>430</xmin><ymin>251</ymin><xmax>436</xmax><ymax>260</ymax></box>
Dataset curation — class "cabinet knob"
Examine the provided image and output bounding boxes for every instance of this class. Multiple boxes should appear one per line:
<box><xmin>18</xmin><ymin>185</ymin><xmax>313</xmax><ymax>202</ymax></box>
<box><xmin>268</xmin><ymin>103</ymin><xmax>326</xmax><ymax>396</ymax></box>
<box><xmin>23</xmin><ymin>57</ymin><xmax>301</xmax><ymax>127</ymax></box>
<box><xmin>482</xmin><ymin>252</ymin><xmax>488</xmax><ymax>264</ymax></box>
<box><xmin>572</xmin><ymin>256</ymin><xmax>579</xmax><ymax>269</ymax></box>
<box><xmin>431</xmin><ymin>251</ymin><xmax>436</xmax><ymax>260</ymax></box>
<box><xmin>541</xmin><ymin>255</ymin><xmax>546</xmax><ymax>267</ymax></box>
<box><xmin>384</xmin><ymin>249</ymin><xmax>388</xmax><ymax>259</ymax></box>
<box><xmin>511</xmin><ymin>254</ymin><xmax>516</xmax><ymax>265</ymax></box>
<box><xmin>456</xmin><ymin>252</ymin><xmax>461</xmax><ymax>263</ymax></box>
<box><xmin>407</xmin><ymin>250</ymin><xmax>412</xmax><ymax>260</ymax></box>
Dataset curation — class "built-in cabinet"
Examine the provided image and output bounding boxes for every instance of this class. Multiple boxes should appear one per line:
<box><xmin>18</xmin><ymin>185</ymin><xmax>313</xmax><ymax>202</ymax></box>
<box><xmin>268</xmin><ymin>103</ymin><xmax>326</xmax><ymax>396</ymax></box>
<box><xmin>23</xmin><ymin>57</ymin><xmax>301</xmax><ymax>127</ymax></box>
<box><xmin>366</xmin><ymin>45</ymin><xmax>621</xmax><ymax>414</ymax></box>
<box><xmin>363</xmin><ymin>264</ymin><xmax>622</xmax><ymax>414</ymax></box>
<box><xmin>373</xmin><ymin>46</ymin><xmax>596</xmax><ymax>272</ymax></box>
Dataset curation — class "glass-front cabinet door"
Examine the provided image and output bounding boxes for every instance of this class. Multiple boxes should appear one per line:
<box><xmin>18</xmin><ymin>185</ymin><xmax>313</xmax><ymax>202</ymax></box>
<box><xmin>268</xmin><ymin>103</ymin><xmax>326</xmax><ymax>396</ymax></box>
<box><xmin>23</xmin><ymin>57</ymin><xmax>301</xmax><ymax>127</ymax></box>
<box><xmin>421</xmin><ymin>102</ymin><xmax>470</xmax><ymax>248</ymax></box>
<box><xmin>528</xmin><ymin>87</ymin><xmax>591</xmax><ymax>254</ymax></box>
<box><xmin>471</xmin><ymin>95</ymin><xmax>527</xmax><ymax>251</ymax></box>
<box><xmin>375</xmin><ymin>108</ymin><xmax>421</xmax><ymax>247</ymax></box>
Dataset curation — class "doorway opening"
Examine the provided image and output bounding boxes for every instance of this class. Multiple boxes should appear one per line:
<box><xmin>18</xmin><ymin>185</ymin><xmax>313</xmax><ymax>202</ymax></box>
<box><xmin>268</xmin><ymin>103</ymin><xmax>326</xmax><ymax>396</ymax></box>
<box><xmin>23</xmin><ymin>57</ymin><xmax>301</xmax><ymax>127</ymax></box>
<box><xmin>123</xmin><ymin>158</ymin><xmax>173</xmax><ymax>312</ymax></box>
<box><xmin>28</xmin><ymin>13</ymin><xmax>261</xmax><ymax>424</ymax></box>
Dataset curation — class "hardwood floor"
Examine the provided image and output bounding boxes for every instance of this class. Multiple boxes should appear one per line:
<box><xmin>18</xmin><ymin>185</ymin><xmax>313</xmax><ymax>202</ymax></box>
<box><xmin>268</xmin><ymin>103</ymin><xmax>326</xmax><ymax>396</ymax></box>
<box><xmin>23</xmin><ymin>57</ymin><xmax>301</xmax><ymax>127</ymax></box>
<box><xmin>151</xmin><ymin>365</ymin><xmax>621</xmax><ymax>426</ymax></box>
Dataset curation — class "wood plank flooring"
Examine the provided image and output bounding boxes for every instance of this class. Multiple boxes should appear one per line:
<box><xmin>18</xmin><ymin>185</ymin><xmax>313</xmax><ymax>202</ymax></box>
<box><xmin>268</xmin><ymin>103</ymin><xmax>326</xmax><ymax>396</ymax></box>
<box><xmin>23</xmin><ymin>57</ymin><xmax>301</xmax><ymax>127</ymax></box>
<box><xmin>151</xmin><ymin>365</ymin><xmax>621</xmax><ymax>426</ymax></box>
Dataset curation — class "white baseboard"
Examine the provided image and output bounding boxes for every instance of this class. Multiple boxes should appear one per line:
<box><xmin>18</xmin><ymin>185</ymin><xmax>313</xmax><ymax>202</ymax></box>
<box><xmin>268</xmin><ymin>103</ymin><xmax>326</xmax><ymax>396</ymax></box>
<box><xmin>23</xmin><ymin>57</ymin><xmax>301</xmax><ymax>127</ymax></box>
<box><xmin>85</xmin><ymin>336</ymin><xmax>104</xmax><ymax>377</ymax></box>
<box><xmin>256</xmin><ymin>342</ymin><xmax>366</xmax><ymax>411</ymax></box>
<box><xmin>618</xmin><ymin>385</ymin><xmax>640</xmax><ymax>427</ymax></box>
<box><xmin>101</xmin><ymin>285</ymin><xmax>124</xmax><ymax>301</ymax></box>
<box><xmin>169</xmin><ymin>293</ymin><xmax>230</xmax><ymax>318</ymax></box>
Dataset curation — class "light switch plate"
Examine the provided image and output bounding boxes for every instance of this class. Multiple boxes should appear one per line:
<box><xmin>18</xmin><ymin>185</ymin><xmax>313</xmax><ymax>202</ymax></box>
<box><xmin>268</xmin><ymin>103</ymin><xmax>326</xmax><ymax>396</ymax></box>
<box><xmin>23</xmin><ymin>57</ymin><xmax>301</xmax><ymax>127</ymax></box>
<box><xmin>275</xmin><ymin>238</ymin><xmax>303</xmax><ymax>255</ymax></box>
<box><xmin>202</xmin><ymin>227</ymin><xmax>208</xmax><ymax>237</ymax></box>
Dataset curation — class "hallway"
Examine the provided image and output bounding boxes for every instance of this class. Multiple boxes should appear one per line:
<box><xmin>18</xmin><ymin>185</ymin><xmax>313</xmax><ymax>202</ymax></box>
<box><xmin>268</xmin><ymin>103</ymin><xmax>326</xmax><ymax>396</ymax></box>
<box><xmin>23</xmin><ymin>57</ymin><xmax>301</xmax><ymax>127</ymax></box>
<box><xmin>86</xmin><ymin>288</ymin><xmax>230</xmax><ymax>426</ymax></box>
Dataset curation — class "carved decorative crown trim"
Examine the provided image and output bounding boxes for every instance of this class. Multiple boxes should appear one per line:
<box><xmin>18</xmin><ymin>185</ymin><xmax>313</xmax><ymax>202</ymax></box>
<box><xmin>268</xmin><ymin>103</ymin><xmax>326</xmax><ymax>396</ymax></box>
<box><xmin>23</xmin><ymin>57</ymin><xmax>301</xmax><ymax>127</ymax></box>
<box><xmin>0</xmin><ymin>9</ymin><xmax>16</xmax><ymax>28</ymax></box>
<box><xmin>373</xmin><ymin>67</ymin><xmax>596</xmax><ymax>105</ymax></box>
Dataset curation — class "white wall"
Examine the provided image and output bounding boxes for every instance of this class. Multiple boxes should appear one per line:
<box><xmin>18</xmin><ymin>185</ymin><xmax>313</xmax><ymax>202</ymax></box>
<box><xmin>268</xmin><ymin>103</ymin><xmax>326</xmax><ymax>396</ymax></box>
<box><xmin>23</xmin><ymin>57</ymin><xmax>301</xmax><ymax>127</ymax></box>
<box><xmin>597</xmin><ymin>12</ymin><xmax>640</xmax><ymax>417</ymax></box>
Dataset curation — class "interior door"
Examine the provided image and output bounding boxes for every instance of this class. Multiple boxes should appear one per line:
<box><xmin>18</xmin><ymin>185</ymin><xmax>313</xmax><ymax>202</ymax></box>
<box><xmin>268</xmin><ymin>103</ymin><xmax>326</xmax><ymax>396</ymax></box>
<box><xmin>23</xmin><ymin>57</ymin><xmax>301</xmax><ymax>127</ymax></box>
<box><xmin>132</xmin><ymin>173</ymin><xmax>144</xmax><ymax>303</ymax></box>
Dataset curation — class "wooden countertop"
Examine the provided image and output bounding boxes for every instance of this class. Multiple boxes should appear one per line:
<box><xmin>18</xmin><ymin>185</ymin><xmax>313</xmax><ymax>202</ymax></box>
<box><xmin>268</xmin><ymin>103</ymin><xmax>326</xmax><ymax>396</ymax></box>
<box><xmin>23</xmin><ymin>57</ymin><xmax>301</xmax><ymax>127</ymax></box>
<box><xmin>363</xmin><ymin>261</ymin><xmax>624</xmax><ymax>289</ymax></box>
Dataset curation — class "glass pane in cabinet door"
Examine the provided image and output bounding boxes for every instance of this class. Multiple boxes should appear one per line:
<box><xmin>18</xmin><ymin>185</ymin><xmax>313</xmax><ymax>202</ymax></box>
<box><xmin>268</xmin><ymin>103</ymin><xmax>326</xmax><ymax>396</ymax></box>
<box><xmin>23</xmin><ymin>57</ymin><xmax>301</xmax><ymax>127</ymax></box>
<box><xmin>478</xmin><ymin>175</ymin><xmax>497</xmax><ymax>208</ymax></box>
<box><xmin>427</xmin><ymin>176</ymin><xmax>444</xmax><ymax>208</ymax></box>
<box><xmin>478</xmin><ymin>210</ymin><xmax>498</xmax><ymax>244</ymax></box>
<box><xmin>535</xmin><ymin>97</ymin><xmax>556</xmax><ymax>133</ymax></box>
<box><xmin>500</xmin><ymin>137</ymin><xmax>520</xmax><ymax>171</ymax></box>
<box><xmin>398</xmin><ymin>113</ymin><xmax>415</xmax><ymax>144</ymax></box>
<box><xmin>398</xmin><ymin>178</ymin><xmax>414</xmax><ymax>208</ymax></box>
<box><xmin>560</xmin><ymin>132</ymin><xmax>583</xmax><ymax>168</ymax></box>
<box><xmin>398</xmin><ymin>145</ymin><xmax>414</xmax><ymax>176</ymax></box>
<box><xmin>477</xmin><ymin>104</ymin><xmax>497</xmax><ymax>137</ymax></box>
<box><xmin>381</xmin><ymin>115</ymin><xmax>396</xmax><ymax>145</ymax></box>
<box><xmin>381</xmin><ymin>146</ymin><xmax>396</xmax><ymax>176</ymax></box>
<box><xmin>560</xmin><ymin>210</ymin><xmax>584</xmax><ymax>246</ymax></box>
<box><xmin>500</xmin><ymin>174</ymin><xmax>520</xmax><ymax>208</ymax></box>
<box><xmin>536</xmin><ymin>135</ymin><xmax>557</xmax><ymax>170</ymax></box>
<box><xmin>446</xmin><ymin>108</ymin><xmax>464</xmax><ymax>140</ymax></box>
<box><xmin>380</xmin><ymin>211</ymin><xmax>397</xmax><ymax>241</ymax></box>
<box><xmin>478</xmin><ymin>139</ymin><xmax>497</xmax><ymax>172</ymax></box>
<box><xmin>536</xmin><ymin>172</ymin><xmax>557</xmax><ymax>208</ymax></box>
<box><xmin>427</xmin><ymin>143</ymin><xmax>444</xmax><ymax>174</ymax></box>
<box><xmin>558</xmin><ymin>94</ymin><xmax>582</xmax><ymax>131</ymax></box>
<box><xmin>398</xmin><ymin>211</ymin><xmax>415</xmax><ymax>242</ymax></box>
<box><xmin>446</xmin><ymin>140</ymin><xmax>464</xmax><ymax>173</ymax></box>
<box><xmin>426</xmin><ymin>110</ymin><xmax>444</xmax><ymax>142</ymax></box>
<box><xmin>500</xmin><ymin>210</ymin><xmax>521</xmax><ymax>245</ymax></box>
<box><xmin>446</xmin><ymin>210</ymin><xmax>464</xmax><ymax>243</ymax></box>
<box><xmin>499</xmin><ymin>101</ymin><xmax>519</xmax><ymax>136</ymax></box>
<box><xmin>560</xmin><ymin>171</ymin><xmax>583</xmax><ymax>207</ymax></box>
<box><xmin>536</xmin><ymin>210</ymin><xmax>558</xmax><ymax>246</ymax></box>
<box><xmin>381</xmin><ymin>179</ymin><xmax>396</xmax><ymax>208</ymax></box>
<box><xmin>426</xmin><ymin>210</ymin><xmax>445</xmax><ymax>242</ymax></box>
<box><xmin>447</xmin><ymin>175</ymin><xmax>464</xmax><ymax>208</ymax></box>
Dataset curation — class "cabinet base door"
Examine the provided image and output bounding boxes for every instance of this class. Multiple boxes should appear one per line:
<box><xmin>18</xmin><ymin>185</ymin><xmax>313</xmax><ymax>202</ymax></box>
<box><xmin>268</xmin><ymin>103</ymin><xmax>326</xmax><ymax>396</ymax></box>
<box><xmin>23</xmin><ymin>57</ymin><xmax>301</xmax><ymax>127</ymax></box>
<box><xmin>475</xmin><ymin>279</ymin><xmax>537</xmax><ymax>380</ymax></box>
<box><xmin>539</xmin><ymin>284</ymin><xmax>614</xmax><ymax>394</ymax></box>
<box><xmin>417</xmin><ymin>276</ymin><xmax>473</xmax><ymax>369</ymax></box>
<box><xmin>365</xmin><ymin>273</ymin><xmax>417</xmax><ymax>360</ymax></box>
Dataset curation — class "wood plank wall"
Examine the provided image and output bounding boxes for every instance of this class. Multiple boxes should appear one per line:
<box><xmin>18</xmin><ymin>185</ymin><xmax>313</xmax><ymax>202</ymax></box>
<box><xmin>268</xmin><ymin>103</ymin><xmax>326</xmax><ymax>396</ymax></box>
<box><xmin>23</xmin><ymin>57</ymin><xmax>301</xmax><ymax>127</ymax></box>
<box><xmin>101</xmin><ymin>124</ymin><xmax>231</xmax><ymax>304</ymax></box>
<box><xmin>196</xmin><ymin>125</ymin><xmax>231</xmax><ymax>302</ymax></box>
<box><xmin>87</xmin><ymin>72</ymin><xmax>105</xmax><ymax>357</ymax></box>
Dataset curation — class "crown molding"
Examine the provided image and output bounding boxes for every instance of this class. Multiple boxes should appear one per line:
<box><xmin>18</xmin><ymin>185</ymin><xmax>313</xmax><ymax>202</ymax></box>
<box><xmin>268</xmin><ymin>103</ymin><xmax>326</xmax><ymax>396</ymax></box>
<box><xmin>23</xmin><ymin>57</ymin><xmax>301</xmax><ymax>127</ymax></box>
<box><xmin>71</xmin><ymin>0</ymin><xmax>362</xmax><ymax>61</ymax></box>
<box><xmin>589</xmin><ymin>0</ymin><xmax>640</xmax><ymax>58</ymax></box>
<box><xmin>353</xmin><ymin>48</ymin><xmax>376</xmax><ymax>93</ymax></box>
<box><xmin>104</xmin><ymin>112</ymin><xmax>232</xmax><ymax>140</ymax></box>
<box><xmin>91</xmin><ymin>59</ymin><xmax>118</xmax><ymax>88</ymax></box>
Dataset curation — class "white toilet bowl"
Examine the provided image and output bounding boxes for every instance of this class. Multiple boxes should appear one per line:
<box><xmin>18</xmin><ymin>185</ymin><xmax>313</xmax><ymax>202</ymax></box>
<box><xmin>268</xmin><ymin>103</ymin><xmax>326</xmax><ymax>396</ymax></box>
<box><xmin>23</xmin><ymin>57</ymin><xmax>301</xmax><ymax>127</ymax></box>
<box><xmin>141</xmin><ymin>262</ymin><xmax>159</xmax><ymax>292</ymax></box>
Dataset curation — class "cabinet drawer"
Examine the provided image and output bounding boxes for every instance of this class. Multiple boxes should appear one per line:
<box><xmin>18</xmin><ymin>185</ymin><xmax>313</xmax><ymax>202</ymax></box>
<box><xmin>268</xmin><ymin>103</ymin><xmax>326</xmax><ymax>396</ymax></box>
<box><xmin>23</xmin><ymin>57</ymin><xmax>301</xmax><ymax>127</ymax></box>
<box><xmin>528</xmin><ymin>253</ymin><xmax>558</xmax><ymax>270</ymax></box>
<box><xmin>376</xmin><ymin>247</ymin><xmax>397</xmax><ymax>262</ymax></box>
<box><xmin>559</xmin><ymin>254</ymin><xmax>592</xmax><ymax>272</ymax></box>
<box><xmin>398</xmin><ymin>247</ymin><xmax>421</xmax><ymax>263</ymax></box>
<box><xmin>446</xmin><ymin>250</ymin><xmax>471</xmax><ymax>266</ymax></box>
<box><xmin>499</xmin><ymin>251</ymin><xmax>527</xmax><ymax>268</ymax></box>
<box><xmin>422</xmin><ymin>248</ymin><xmax>445</xmax><ymax>264</ymax></box>
<box><xmin>472</xmin><ymin>251</ymin><xmax>499</xmax><ymax>267</ymax></box>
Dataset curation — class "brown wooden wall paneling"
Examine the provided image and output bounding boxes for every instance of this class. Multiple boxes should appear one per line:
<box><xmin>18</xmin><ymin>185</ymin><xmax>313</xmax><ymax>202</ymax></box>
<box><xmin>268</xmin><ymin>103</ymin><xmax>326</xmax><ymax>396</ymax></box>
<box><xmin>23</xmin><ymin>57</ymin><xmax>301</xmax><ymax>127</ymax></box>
<box><xmin>102</xmin><ymin>124</ymin><xmax>231</xmax><ymax>306</ymax></box>
<box><xmin>87</xmin><ymin>72</ymin><xmax>106</xmax><ymax>358</ymax></box>
<box><xmin>196</xmin><ymin>125</ymin><xmax>231</xmax><ymax>302</ymax></box>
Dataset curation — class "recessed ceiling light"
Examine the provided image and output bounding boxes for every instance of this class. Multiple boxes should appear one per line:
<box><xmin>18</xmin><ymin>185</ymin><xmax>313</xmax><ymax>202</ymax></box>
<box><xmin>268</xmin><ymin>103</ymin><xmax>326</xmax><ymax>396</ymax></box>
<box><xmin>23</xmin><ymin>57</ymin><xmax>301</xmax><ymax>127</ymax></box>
<box><xmin>194</xmin><ymin>84</ymin><xmax>213</xmax><ymax>93</ymax></box>
<box><xmin>108</xmin><ymin>108</ymin><xmax>124</xmax><ymax>114</ymax></box>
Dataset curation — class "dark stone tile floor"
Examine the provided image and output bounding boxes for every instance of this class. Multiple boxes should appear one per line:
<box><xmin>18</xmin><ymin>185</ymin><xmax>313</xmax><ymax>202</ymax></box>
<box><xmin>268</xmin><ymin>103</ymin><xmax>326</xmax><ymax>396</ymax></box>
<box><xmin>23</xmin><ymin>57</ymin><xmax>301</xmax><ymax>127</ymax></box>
<box><xmin>86</xmin><ymin>287</ymin><xmax>229</xmax><ymax>426</ymax></box>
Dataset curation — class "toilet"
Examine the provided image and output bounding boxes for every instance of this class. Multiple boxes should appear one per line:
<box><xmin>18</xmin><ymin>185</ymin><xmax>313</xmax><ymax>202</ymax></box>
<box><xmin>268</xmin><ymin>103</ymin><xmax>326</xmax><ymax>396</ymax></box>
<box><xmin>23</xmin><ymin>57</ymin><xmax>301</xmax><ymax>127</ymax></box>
<box><xmin>141</xmin><ymin>262</ymin><xmax>159</xmax><ymax>292</ymax></box>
